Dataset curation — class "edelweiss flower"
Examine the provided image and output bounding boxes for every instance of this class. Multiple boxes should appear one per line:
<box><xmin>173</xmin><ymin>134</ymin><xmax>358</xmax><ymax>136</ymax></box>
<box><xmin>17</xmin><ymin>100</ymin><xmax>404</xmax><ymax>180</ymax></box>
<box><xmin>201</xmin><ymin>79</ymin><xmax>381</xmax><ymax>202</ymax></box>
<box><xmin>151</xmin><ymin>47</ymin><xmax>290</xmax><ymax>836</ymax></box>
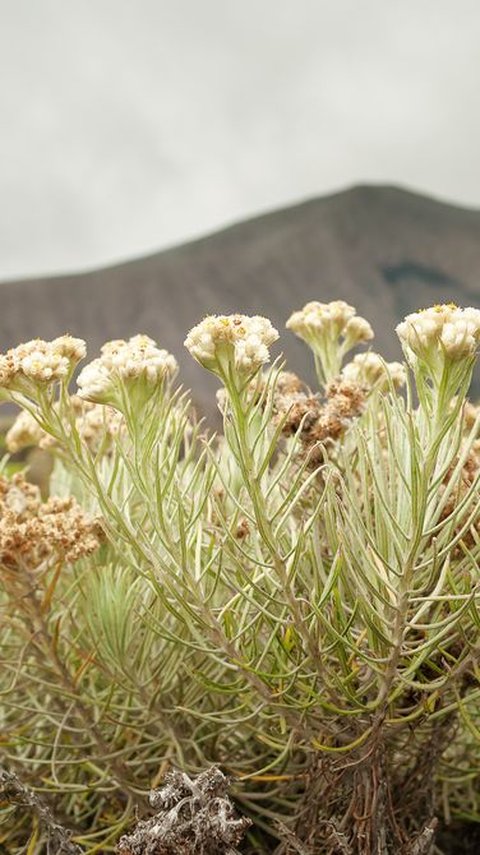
<box><xmin>77</xmin><ymin>335</ymin><xmax>177</xmax><ymax>404</ymax></box>
<box><xmin>184</xmin><ymin>314</ymin><xmax>278</xmax><ymax>377</ymax></box>
<box><xmin>0</xmin><ymin>474</ymin><xmax>102</xmax><ymax>573</ymax></box>
<box><xmin>396</xmin><ymin>304</ymin><xmax>480</xmax><ymax>403</ymax></box>
<box><xmin>286</xmin><ymin>301</ymin><xmax>373</xmax><ymax>349</ymax></box>
<box><xmin>342</xmin><ymin>352</ymin><xmax>406</xmax><ymax>390</ymax></box>
<box><xmin>286</xmin><ymin>300</ymin><xmax>374</xmax><ymax>384</ymax></box>
<box><xmin>0</xmin><ymin>336</ymin><xmax>86</xmax><ymax>395</ymax></box>
<box><xmin>71</xmin><ymin>398</ymin><xmax>123</xmax><ymax>453</ymax></box>
<box><xmin>76</xmin><ymin>358</ymin><xmax>111</xmax><ymax>401</ymax></box>
<box><xmin>20</xmin><ymin>349</ymin><xmax>69</xmax><ymax>382</ymax></box>
<box><xmin>51</xmin><ymin>335</ymin><xmax>87</xmax><ymax>362</ymax></box>
<box><xmin>5</xmin><ymin>410</ymin><xmax>44</xmax><ymax>453</ymax></box>
<box><xmin>7</xmin><ymin>397</ymin><xmax>125</xmax><ymax>456</ymax></box>
<box><xmin>396</xmin><ymin>304</ymin><xmax>480</xmax><ymax>363</ymax></box>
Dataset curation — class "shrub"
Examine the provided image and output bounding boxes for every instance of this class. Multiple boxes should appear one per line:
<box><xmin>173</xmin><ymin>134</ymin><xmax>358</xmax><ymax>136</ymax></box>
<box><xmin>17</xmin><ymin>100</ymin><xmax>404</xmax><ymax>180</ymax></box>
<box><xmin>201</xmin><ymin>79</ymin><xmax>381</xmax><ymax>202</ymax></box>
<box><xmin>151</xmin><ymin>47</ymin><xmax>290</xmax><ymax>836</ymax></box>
<box><xmin>0</xmin><ymin>303</ymin><xmax>479</xmax><ymax>853</ymax></box>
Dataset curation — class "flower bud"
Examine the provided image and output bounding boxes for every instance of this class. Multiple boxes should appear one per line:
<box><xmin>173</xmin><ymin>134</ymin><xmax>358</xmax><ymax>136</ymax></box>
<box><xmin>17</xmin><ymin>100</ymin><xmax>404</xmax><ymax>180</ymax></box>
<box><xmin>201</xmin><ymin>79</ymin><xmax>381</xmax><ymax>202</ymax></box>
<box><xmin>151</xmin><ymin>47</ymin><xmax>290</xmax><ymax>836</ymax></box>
<box><xmin>396</xmin><ymin>304</ymin><xmax>480</xmax><ymax>364</ymax></box>
<box><xmin>184</xmin><ymin>314</ymin><xmax>278</xmax><ymax>378</ymax></box>
<box><xmin>0</xmin><ymin>336</ymin><xmax>87</xmax><ymax>396</ymax></box>
<box><xmin>342</xmin><ymin>352</ymin><xmax>406</xmax><ymax>390</ymax></box>
<box><xmin>77</xmin><ymin>336</ymin><xmax>177</xmax><ymax>406</ymax></box>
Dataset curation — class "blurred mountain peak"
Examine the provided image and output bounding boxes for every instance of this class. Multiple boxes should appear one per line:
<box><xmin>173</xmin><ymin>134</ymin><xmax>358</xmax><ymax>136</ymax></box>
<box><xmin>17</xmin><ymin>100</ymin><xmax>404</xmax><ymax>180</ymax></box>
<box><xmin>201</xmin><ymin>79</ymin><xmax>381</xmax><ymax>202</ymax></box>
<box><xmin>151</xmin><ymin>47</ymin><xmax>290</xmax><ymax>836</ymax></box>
<box><xmin>1</xmin><ymin>183</ymin><xmax>479</xmax><ymax>413</ymax></box>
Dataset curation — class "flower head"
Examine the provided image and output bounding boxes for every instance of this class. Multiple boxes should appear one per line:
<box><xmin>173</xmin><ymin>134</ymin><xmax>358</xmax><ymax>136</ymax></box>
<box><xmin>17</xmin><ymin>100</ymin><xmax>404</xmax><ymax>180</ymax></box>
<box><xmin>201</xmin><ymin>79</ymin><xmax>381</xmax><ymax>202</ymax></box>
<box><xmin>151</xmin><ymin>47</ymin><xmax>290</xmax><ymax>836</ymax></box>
<box><xmin>396</xmin><ymin>304</ymin><xmax>480</xmax><ymax>364</ymax></box>
<box><xmin>0</xmin><ymin>336</ymin><xmax>86</xmax><ymax>395</ymax></box>
<box><xmin>0</xmin><ymin>474</ymin><xmax>102</xmax><ymax>573</ymax></box>
<box><xmin>76</xmin><ymin>358</ymin><xmax>111</xmax><ymax>402</ymax></box>
<box><xmin>286</xmin><ymin>300</ymin><xmax>374</xmax><ymax>384</ymax></box>
<box><xmin>77</xmin><ymin>335</ymin><xmax>177</xmax><ymax>405</ymax></box>
<box><xmin>184</xmin><ymin>314</ymin><xmax>278</xmax><ymax>378</ymax></box>
<box><xmin>51</xmin><ymin>335</ymin><xmax>87</xmax><ymax>362</ymax></box>
<box><xmin>342</xmin><ymin>352</ymin><xmax>406</xmax><ymax>391</ymax></box>
<box><xmin>5</xmin><ymin>410</ymin><xmax>44</xmax><ymax>453</ymax></box>
<box><xmin>286</xmin><ymin>301</ymin><xmax>373</xmax><ymax>348</ymax></box>
<box><xmin>7</xmin><ymin>397</ymin><xmax>125</xmax><ymax>456</ymax></box>
<box><xmin>396</xmin><ymin>304</ymin><xmax>480</xmax><ymax>406</ymax></box>
<box><xmin>70</xmin><ymin>398</ymin><xmax>124</xmax><ymax>454</ymax></box>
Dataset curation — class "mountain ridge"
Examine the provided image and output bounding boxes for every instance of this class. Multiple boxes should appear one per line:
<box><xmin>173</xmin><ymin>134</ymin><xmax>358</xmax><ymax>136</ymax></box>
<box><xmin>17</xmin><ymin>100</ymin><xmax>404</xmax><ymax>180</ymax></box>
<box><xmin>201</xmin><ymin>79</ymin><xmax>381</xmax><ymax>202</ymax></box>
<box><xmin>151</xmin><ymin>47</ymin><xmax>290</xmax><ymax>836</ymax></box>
<box><xmin>1</xmin><ymin>184</ymin><xmax>479</xmax><ymax>413</ymax></box>
<box><xmin>4</xmin><ymin>183</ymin><xmax>480</xmax><ymax>285</ymax></box>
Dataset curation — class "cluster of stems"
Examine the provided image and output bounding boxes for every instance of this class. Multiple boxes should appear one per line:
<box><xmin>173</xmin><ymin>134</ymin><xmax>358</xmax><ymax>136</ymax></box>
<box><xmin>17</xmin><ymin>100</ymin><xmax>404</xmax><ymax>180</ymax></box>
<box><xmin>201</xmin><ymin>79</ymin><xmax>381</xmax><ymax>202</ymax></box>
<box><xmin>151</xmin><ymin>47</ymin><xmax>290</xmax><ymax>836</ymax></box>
<box><xmin>0</xmin><ymin>304</ymin><xmax>479</xmax><ymax>854</ymax></box>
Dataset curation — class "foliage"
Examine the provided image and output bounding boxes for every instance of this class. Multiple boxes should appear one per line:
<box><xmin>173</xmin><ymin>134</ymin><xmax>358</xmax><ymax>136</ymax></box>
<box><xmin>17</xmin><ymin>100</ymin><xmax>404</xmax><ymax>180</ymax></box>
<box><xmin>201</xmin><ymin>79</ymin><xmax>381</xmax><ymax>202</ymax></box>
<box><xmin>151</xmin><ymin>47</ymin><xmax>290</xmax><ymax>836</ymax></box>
<box><xmin>0</xmin><ymin>303</ymin><xmax>479</xmax><ymax>853</ymax></box>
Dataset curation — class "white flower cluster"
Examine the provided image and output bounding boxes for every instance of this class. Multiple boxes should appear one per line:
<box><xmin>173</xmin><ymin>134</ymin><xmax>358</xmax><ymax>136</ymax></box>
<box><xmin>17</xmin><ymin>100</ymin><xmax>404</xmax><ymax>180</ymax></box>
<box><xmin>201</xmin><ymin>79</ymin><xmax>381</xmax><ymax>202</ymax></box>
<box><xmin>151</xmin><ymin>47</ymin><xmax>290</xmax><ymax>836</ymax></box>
<box><xmin>6</xmin><ymin>397</ymin><xmax>125</xmax><ymax>456</ymax></box>
<box><xmin>342</xmin><ymin>353</ymin><xmax>406</xmax><ymax>390</ymax></box>
<box><xmin>396</xmin><ymin>305</ymin><xmax>480</xmax><ymax>362</ymax></box>
<box><xmin>73</xmin><ymin>399</ymin><xmax>124</xmax><ymax>452</ymax></box>
<box><xmin>77</xmin><ymin>335</ymin><xmax>178</xmax><ymax>402</ymax></box>
<box><xmin>0</xmin><ymin>335</ymin><xmax>86</xmax><ymax>390</ymax></box>
<box><xmin>5</xmin><ymin>410</ymin><xmax>44</xmax><ymax>452</ymax></box>
<box><xmin>184</xmin><ymin>314</ymin><xmax>279</xmax><ymax>375</ymax></box>
<box><xmin>286</xmin><ymin>301</ymin><xmax>373</xmax><ymax>349</ymax></box>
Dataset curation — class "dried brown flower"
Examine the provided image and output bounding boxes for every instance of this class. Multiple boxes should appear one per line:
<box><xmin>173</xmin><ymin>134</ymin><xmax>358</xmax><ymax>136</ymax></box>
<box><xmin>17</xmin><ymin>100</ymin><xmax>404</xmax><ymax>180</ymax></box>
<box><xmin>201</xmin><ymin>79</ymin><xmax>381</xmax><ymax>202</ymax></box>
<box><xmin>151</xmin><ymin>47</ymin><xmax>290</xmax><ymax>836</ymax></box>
<box><xmin>234</xmin><ymin>518</ymin><xmax>250</xmax><ymax>539</ymax></box>
<box><xmin>0</xmin><ymin>474</ymin><xmax>103</xmax><ymax>572</ymax></box>
<box><xmin>271</xmin><ymin>374</ymin><xmax>366</xmax><ymax>468</ymax></box>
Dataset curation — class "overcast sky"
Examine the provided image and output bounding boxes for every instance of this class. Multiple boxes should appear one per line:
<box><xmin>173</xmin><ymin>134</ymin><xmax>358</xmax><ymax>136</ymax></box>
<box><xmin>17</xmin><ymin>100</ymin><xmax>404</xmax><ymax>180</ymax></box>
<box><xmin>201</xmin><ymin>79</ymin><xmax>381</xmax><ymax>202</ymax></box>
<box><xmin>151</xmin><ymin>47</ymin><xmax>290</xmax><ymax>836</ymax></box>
<box><xmin>1</xmin><ymin>0</ymin><xmax>479</xmax><ymax>280</ymax></box>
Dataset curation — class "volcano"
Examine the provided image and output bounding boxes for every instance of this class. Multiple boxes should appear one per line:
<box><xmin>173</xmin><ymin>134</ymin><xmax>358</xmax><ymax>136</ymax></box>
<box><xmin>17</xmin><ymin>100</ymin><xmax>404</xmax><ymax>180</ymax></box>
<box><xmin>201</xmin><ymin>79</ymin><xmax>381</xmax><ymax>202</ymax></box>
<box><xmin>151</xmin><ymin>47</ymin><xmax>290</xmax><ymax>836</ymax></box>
<box><xmin>2</xmin><ymin>184</ymin><xmax>480</xmax><ymax>414</ymax></box>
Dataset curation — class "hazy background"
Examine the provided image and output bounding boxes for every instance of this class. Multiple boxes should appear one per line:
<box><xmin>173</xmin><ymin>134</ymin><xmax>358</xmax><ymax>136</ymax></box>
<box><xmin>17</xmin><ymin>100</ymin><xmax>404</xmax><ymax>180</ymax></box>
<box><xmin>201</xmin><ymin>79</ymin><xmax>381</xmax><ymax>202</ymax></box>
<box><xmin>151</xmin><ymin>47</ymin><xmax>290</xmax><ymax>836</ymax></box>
<box><xmin>1</xmin><ymin>0</ymin><xmax>479</xmax><ymax>280</ymax></box>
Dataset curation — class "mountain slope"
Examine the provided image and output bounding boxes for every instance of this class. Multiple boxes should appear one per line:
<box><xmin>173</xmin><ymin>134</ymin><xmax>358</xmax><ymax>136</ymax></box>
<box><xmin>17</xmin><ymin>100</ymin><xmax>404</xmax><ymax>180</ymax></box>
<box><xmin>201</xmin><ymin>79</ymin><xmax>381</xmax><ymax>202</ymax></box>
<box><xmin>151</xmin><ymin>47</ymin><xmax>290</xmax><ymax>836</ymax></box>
<box><xmin>1</xmin><ymin>184</ymin><xmax>480</xmax><ymax>413</ymax></box>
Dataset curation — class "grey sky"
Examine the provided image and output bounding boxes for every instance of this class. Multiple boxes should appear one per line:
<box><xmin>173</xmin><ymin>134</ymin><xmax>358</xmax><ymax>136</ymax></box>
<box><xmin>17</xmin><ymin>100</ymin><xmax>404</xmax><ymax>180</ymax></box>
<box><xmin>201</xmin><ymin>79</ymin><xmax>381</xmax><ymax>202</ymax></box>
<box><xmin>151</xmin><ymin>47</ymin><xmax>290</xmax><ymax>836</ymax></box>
<box><xmin>1</xmin><ymin>0</ymin><xmax>479</xmax><ymax>279</ymax></box>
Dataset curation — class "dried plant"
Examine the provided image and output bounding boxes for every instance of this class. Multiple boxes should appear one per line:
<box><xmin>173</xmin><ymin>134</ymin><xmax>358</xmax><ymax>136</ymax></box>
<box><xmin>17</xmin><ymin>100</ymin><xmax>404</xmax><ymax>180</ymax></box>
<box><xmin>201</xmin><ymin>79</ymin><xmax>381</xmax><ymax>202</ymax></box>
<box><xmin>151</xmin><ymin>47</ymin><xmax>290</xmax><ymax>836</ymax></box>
<box><xmin>0</xmin><ymin>304</ymin><xmax>479</xmax><ymax>853</ymax></box>
<box><xmin>116</xmin><ymin>767</ymin><xmax>251</xmax><ymax>854</ymax></box>
<box><xmin>0</xmin><ymin>768</ymin><xmax>82</xmax><ymax>853</ymax></box>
